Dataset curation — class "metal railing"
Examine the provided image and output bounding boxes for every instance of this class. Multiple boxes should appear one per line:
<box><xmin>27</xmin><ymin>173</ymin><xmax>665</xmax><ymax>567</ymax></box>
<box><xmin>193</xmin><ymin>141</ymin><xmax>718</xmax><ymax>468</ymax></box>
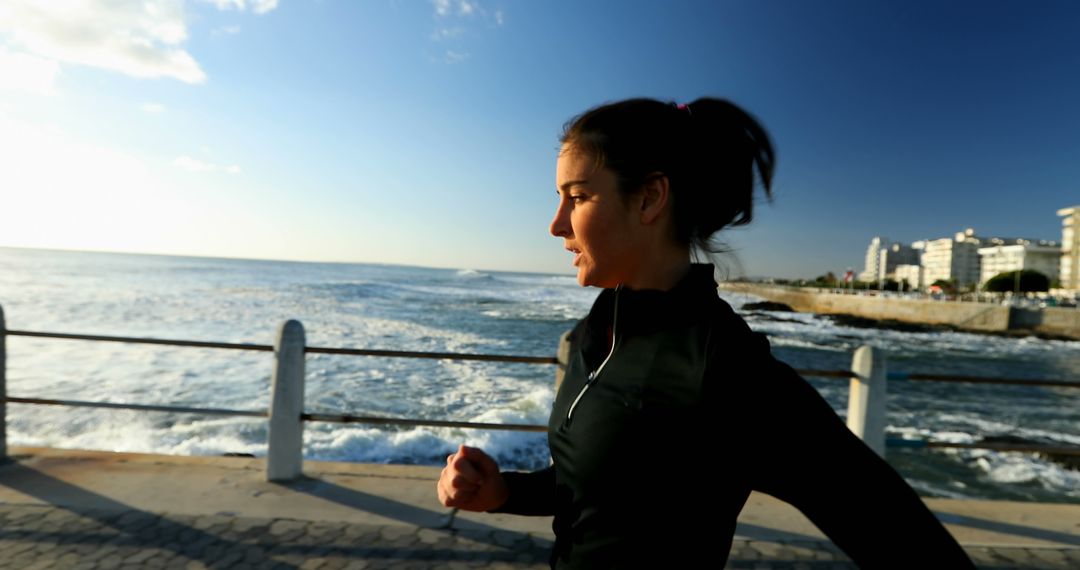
<box><xmin>1</xmin><ymin>305</ymin><xmax>1077</xmax><ymax>481</ymax></box>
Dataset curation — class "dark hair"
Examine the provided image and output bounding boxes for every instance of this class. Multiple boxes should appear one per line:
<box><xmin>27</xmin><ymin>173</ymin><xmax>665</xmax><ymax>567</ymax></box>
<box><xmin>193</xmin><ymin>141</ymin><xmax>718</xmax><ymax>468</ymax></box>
<box><xmin>560</xmin><ymin>97</ymin><xmax>775</xmax><ymax>252</ymax></box>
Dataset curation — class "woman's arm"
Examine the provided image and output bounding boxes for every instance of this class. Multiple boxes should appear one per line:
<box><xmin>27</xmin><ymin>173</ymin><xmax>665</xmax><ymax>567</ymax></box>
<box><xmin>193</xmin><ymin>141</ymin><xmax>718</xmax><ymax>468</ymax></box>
<box><xmin>731</xmin><ymin>333</ymin><xmax>975</xmax><ymax>568</ymax></box>
<box><xmin>486</xmin><ymin>465</ymin><xmax>557</xmax><ymax>516</ymax></box>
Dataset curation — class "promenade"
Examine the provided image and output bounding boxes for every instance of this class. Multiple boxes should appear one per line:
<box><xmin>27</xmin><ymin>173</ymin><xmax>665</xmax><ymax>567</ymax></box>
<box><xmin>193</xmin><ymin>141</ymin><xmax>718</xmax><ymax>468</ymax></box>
<box><xmin>0</xmin><ymin>448</ymin><xmax>1077</xmax><ymax>569</ymax></box>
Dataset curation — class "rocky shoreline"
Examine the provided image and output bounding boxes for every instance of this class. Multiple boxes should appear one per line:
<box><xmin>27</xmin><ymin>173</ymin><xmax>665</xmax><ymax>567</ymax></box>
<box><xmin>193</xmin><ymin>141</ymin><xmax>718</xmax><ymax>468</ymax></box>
<box><xmin>739</xmin><ymin>301</ymin><xmax>1078</xmax><ymax>342</ymax></box>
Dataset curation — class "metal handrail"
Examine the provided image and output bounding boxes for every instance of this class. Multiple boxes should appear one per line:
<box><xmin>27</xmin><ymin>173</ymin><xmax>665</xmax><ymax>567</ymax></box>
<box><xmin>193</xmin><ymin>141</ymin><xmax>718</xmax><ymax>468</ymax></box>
<box><xmin>4</xmin><ymin>329</ymin><xmax>557</xmax><ymax>364</ymax></box>
<box><xmin>5</xmin><ymin>396</ymin><xmax>267</xmax><ymax>418</ymax></box>
<box><xmin>301</xmin><ymin>412</ymin><xmax>546</xmax><ymax>432</ymax></box>
<box><xmin>887</xmin><ymin>438</ymin><xmax>1080</xmax><ymax>457</ymax></box>
<box><xmin>887</xmin><ymin>371</ymin><xmax>1080</xmax><ymax>388</ymax></box>
<box><xmin>7</xmin><ymin>328</ymin><xmax>1078</xmax><ymax>387</ymax></box>
<box><xmin>3</xmin><ymin>396</ymin><xmax>547</xmax><ymax>431</ymax></box>
<box><xmin>6</xmin><ymin>330</ymin><xmax>273</xmax><ymax>351</ymax></box>
<box><xmin>7</xmin><ymin>396</ymin><xmax>1073</xmax><ymax>456</ymax></box>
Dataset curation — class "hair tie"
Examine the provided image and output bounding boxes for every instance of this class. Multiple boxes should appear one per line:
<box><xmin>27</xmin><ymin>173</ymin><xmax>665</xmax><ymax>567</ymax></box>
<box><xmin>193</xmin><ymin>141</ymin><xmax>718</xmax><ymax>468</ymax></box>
<box><xmin>675</xmin><ymin>103</ymin><xmax>692</xmax><ymax>115</ymax></box>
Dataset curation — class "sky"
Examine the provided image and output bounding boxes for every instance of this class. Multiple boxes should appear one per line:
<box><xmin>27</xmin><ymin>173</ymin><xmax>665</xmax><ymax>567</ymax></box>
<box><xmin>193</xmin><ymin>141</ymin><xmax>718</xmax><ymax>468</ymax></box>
<box><xmin>1</xmin><ymin>0</ymin><xmax>1079</xmax><ymax>279</ymax></box>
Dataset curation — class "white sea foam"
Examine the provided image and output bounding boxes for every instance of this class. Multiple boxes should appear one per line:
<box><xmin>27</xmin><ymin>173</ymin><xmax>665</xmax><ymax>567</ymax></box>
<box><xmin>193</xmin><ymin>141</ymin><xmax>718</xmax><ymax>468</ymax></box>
<box><xmin>455</xmin><ymin>269</ymin><xmax>486</xmax><ymax>278</ymax></box>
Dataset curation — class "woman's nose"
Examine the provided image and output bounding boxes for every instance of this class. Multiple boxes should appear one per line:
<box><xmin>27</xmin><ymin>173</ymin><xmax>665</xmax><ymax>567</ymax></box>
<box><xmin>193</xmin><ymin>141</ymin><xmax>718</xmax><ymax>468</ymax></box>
<box><xmin>549</xmin><ymin>200</ymin><xmax>571</xmax><ymax>238</ymax></box>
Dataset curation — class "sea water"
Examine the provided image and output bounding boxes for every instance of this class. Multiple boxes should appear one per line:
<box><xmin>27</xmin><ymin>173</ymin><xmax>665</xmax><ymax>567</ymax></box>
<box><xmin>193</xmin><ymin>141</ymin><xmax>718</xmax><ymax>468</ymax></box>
<box><xmin>0</xmin><ymin>247</ymin><xmax>1076</xmax><ymax>503</ymax></box>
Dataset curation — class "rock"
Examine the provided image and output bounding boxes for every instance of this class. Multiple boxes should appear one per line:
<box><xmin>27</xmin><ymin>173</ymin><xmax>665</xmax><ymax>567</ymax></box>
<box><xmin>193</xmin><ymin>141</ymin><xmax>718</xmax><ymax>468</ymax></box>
<box><xmin>741</xmin><ymin>301</ymin><xmax>794</xmax><ymax>312</ymax></box>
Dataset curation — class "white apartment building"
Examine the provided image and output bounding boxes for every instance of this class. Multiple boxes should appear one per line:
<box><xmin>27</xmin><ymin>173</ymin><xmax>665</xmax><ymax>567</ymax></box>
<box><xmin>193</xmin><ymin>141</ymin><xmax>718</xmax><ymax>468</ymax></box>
<box><xmin>859</xmin><ymin>237</ymin><xmax>888</xmax><ymax>282</ymax></box>
<box><xmin>978</xmin><ymin>241</ymin><xmax>1061</xmax><ymax>286</ymax></box>
<box><xmin>878</xmin><ymin>243</ymin><xmax>922</xmax><ymax>281</ymax></box>
<box><xmin>894</xmin><ymin>264</ymin><xmax>923</xmax><ymax>290</ymax></box>
<box><xmin>1060</xmin><ymin>205</ymin><xmax>1080</xmax><ymax>291</ymax></box>
<box><xmin>921</xmin><ymin>229</ymin><xmax>983</xmax><ymax>288</ymax></box>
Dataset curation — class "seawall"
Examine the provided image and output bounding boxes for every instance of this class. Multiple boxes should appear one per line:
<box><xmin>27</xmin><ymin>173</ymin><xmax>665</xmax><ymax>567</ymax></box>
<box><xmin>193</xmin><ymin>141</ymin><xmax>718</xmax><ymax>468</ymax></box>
<box><xmin>719</xmin><ymin>284</ymin><xmax>1080</xmax><ymax>340</ymax></box>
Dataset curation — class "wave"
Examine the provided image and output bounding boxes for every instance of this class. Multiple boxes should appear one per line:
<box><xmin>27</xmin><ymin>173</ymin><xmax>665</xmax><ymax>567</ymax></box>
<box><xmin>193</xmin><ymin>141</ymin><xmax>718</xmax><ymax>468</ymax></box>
<box><xmin>455</xmin><ymin>268</ymin><xmax>493</xmax><ymax>280</ymax></box>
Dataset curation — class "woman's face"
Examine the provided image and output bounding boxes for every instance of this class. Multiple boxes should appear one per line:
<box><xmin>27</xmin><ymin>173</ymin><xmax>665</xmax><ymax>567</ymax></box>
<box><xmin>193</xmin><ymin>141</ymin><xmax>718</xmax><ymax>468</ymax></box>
<box><xmin>550</xmin><ymin>144</ymin><xmax>643</xmax><ymax>288</ymax></box>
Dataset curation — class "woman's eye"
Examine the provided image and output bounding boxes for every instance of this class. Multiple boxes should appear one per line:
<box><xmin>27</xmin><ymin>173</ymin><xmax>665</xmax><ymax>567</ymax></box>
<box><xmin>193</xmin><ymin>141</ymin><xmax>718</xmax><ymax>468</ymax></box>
<box><xmin>570</xmin><ymin>195</ymin><xmax>585</xmax><ymax>203</ymax></box>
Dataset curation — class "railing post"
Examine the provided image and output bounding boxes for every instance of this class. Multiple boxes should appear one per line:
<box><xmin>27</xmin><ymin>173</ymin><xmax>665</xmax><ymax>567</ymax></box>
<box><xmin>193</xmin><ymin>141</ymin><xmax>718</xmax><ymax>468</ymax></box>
<box><xmin>1</xmin><ymin>304</ymin><xmax>6</xmax><ymax>461</ymax></box>
<box><xmin>267</xmin><ymin>319</ymin><xmax>306</xmax><ymax>482</ymax></box>
<box><xmin>554</xmin><ymin>330</ymin><xmax>572</xmax><ymax>395</ymax></box>
<box><xmin>847</xmin><ymin>345</ymin><xmax>887</xmax><ymax>457</ymax></box>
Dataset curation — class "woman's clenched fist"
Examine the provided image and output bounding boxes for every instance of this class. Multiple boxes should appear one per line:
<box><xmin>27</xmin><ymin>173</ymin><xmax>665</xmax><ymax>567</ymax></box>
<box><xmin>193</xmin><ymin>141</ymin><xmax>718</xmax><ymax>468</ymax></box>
<box><xmin>436</xmin><ymin>444</ymin><xmax>509</xmax><ymax>512</ymax></box>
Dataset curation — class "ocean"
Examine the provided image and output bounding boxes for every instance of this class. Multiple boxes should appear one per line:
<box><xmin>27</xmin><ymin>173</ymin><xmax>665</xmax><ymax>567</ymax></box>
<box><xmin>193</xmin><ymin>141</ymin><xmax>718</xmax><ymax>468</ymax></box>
<box><xmin>0</xmin><ymin>247</ymin><xmax>1077</xmax><ymax>504</ymax></box>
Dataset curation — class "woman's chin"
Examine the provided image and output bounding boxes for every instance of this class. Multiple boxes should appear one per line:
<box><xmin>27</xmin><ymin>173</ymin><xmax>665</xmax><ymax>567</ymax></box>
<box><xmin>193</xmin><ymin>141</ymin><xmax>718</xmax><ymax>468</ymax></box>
<box><xmin>577</xmin><ymin>270</ymin><xmax>615</xmax><ymax>289</ymax></box>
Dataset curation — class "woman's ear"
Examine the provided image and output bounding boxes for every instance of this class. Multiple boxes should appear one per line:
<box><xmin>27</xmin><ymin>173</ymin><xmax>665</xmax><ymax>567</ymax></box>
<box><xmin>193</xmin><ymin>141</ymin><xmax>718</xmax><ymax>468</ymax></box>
<box><xmin>638</xmin><ymin>172</ymin><xmax>670</xmax><ymax>225</ymax></box>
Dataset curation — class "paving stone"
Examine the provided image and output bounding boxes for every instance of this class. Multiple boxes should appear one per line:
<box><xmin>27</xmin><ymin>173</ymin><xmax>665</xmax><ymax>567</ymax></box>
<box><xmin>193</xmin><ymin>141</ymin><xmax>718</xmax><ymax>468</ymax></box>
<box><xmin>243</xmin><ymin>545</ymin><xmax>268</xmax><ymax>563</ymax></box>
<box><xmin>990</xmin><ymin>547</ymin><xmax>1039</xmax><ymax>566</ymax></box>
<box><xmin>965</xmin><ymin>546</ymin><xmax>1008</xmax><ymax>567</ymax></box>
<box><xmin>0</xmin><ymin>502</ymin><xmax>1074</xmax><ymax>569</ymax></box>
<box><xmin>1026</xmin><ymin>548</ymin><xmax>1073</xmax><ymax>569</ymax></box>
<box><xmin>99</xmin><ymin>553</ymin><xmax>126</xmax><ymax>569</ymax></box>
<box><xmin>413</xmin><ymin>528</ymin><xmax>442</xmax><ymax>546</ymax></box>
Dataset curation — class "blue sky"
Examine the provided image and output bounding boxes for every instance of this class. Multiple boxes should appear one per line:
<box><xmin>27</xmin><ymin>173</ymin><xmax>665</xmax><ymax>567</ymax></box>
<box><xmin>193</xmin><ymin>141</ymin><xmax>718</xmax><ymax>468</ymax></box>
<box><xmin>1</xmin><ymin>1</ymin><xmax>1078</xmax><ymax>279</ymax></box>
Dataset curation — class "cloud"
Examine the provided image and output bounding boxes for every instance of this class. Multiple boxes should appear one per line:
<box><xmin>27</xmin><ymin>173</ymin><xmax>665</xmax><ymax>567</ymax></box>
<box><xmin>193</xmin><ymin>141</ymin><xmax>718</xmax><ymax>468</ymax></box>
<box><xmin>0</xmin><ymin>47</ymin><xmax>60</xmax><ymax>95</ymax></box>
<box><xmin>429</xmin><ymin>0</ymin><xmax>504</xmax><ymax>64</ymax></box>
<box><xmin>432</xmin><ymin>27</ymin><xmax>465</xmax><ymax>41</ymax></box>
<box><xmin>433</xmin><ymin>0</ymin><xmax>452</xmax><ymax>17</ymax></box>
<box><xmin>251</xmin><ymin>0</ymin><xmax>278</xmax><ymax>14</ymax></box>
<box><xmin>141</xmin><ymin>102</ymin><xmax>167</xmax><ymax>113</ymax></box>
<box><xmin>213</xmin><ymin>25</ymin><xmax>243</xmax><ymax>36</ymax></box>
<box><xmin>200</xmin><ymin>0</ymin><xmax>277</xmax><ymax>13</ymax></box>
<box><xmin>429</xmin><ymin>0</ymin><xmax>505</xmax><ymax>63</ymax></box>
<box><xmin>0</xmin><ymin>0</ymin><xmax>206</xmax><ymax>84</ymax></box>
<box><xmin>0</xmin><ymin>0</ymin><xmax>278</xmax><ymax>87</ymax></box>
<box><xmin>174</xmin><ymin>155</ymin><xmax>241</xmax><ymax>174</ymax></box>
<box><xmin>444</xmin><ymin>50</ymin><xmax>469</xmax><ymax>64</ymax></box>
<box><xmin>202</xmin><ymin>0</ymin><xmax>245</xmax><ymax>10</ymax></box>
<box><xmin>434</xmin><ymin>0</ymin><xmax>482</xmax><ymax>18</ymax></box>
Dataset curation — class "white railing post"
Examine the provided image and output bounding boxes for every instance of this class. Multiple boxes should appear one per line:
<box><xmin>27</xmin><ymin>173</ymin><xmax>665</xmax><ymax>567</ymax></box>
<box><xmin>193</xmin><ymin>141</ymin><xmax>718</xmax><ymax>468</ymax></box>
<box><xmin>267</xmin><ymin>319</ymin><xmax>306</xmax><ymax>482</ymax></box>
<box><xmin>1</xmin><ymin>304</ymin><xmax>6</xmax><ymax>461</ymax></box>
<box><xmin>847</xmin><ymin>345</ymin><xmax>887</xmax><ymax>457</ymax></box>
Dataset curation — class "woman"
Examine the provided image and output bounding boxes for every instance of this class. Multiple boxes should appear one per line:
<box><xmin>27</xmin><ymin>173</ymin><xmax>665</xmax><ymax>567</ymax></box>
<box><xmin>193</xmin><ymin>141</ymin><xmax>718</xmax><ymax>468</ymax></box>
<box><xmin>436</xmin><ymin>97</ymin><xmax>974</xmax><ymax>569</ymax></box>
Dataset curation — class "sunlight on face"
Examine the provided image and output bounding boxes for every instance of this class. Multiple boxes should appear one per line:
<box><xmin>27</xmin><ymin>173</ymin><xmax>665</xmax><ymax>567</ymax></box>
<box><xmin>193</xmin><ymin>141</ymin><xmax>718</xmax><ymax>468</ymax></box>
<box><xmin>551</xmin><ymin>144</ymin><xmax>640</xmax><ymax>288</ymax></box>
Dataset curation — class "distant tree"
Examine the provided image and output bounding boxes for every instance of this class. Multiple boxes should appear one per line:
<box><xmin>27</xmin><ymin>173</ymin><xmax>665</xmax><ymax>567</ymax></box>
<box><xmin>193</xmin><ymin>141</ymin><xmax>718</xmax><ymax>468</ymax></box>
<box><xmin>930</xmin><ymin>279</ymin><xmax>955</xmax><ymax>293</ymax></box>
<box><xmin>985</xmin><ymin>270</ymin><xmax>1050</xmax><ymax>293</ymax></box>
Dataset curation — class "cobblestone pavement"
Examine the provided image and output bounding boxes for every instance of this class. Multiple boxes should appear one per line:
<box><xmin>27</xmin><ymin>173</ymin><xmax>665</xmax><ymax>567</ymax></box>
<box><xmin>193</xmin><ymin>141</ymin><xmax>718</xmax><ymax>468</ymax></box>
<box><xmin>0</xmin><ymin>504</ymin><xmax>1076</xmax><ymax>569</ymax></box>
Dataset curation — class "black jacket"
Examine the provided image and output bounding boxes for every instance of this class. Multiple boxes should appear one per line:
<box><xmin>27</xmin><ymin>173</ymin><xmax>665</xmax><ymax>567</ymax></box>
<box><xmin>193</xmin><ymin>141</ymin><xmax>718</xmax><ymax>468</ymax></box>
<box><xmin>490</xmin><ymin>263</ymin><xmax>974</xmax><ymax>569</ymax></box>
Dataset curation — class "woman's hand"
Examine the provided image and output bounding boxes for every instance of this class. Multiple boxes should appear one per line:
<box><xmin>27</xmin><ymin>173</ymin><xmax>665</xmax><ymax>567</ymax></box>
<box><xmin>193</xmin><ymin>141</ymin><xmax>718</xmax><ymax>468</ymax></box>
<box><xmin>436</xmin><ymin>444</ymin><xmax>509</xmax><ymax>512</ymax></box>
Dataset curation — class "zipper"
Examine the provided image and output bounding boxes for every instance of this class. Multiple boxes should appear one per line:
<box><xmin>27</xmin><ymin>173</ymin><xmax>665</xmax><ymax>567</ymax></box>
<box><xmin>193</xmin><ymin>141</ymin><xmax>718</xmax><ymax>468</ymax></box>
<box><xmin>566</xmin><ymin>285</ymin><xmax>621</xmax><ymax>423</ymax></box>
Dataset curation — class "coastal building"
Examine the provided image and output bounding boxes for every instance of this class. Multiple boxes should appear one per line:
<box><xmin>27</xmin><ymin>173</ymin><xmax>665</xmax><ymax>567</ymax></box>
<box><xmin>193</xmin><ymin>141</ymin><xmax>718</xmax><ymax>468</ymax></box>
<box><xmin>878</xmin><ymin>243</ymin><xmax>922</xmax><ymax>282</ymax></box>
<box><xmin>1060</xmin><ymin>205</ymin><xmax>1080</xmax><ymax>291</ymax></box>
<box><xmin>859</xmin><ymin>237</ymin><xmax>888</xmax><ymax>282</ymax></box>
<box><xmin>978</xmin><ymin>240</ymin><xmax>1061</xmax><ymax>286</ymax></box>
<box><xmin>921</xmin><ymin>229</ymin><xmax>983</xmax><ymax>289</ymax></box>
<box><xmin>894</xmin><ymin>263</ymin><xmax>923</xmax><ymax>290</ymax></box>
